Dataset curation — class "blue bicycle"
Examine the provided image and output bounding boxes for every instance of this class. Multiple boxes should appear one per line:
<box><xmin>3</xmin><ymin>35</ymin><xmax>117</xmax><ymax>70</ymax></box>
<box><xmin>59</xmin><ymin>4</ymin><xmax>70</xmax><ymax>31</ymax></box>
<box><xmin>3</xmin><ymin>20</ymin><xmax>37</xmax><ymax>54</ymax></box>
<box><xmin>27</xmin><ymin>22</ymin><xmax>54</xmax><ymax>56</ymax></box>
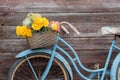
<box><xmin>7</xmin><ymin>22</ymin><xmax>120</xmax><ymax>80</ymax></box>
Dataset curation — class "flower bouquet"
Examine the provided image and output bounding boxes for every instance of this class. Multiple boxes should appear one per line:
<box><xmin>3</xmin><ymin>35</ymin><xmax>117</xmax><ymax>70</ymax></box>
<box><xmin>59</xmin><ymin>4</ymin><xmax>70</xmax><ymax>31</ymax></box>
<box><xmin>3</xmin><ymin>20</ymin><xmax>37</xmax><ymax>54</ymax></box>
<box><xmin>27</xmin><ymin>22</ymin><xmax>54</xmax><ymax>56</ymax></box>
<box><xmin>16</xmin><ymin>13</ymin><xmax>60</xmax><ymax>49</ymax></box>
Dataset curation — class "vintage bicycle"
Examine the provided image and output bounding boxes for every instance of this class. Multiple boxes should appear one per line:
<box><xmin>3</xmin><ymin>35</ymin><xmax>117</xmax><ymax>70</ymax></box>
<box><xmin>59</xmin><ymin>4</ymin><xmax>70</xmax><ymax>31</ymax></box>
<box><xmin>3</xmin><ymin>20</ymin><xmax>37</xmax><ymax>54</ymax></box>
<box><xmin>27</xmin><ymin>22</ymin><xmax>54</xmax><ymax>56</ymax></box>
<box><xmin>7</xmin><ymin>22</ymin><xmax>120</xmax><ymax>80</ymax></box>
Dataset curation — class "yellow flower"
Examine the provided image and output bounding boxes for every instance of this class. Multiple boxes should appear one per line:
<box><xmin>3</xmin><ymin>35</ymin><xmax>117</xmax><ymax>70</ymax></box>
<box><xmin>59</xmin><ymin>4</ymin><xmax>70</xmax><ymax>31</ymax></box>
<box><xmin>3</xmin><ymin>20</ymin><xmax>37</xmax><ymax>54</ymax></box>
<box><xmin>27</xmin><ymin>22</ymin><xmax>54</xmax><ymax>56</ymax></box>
<box><xmin>16</xmin><ymin>26</ymin><xmax>32</xmax><ymax>38</ymax></box>
<box><xmin>26</xmin><ymin>28</ymin><xmax>32</xmax><ymax>37</ymax></box>
<box><xmin>20</xmin><ymin>26</ymin><xmax>27</xmax><ymax>35</ymax></box>
<box><xmin>32</xmin><ymin>17</ymin><xmax>44</xmax><ymax>30</ymax></box>
<box><xmin>42</xmin><ymin>17</ymin><xmax>49</xmax><ymax>27</ymax></box>
<box><xmin>32</xmin><ymin>23</ymin><xmax>42</xmax><ymax>30</ymax></box>
<box><xmin>33</xmin><ymin>17</ymin><xmax>43</xmax><ymax>24</ymax></box>
<box><xmin>16</xmin><ymin>26</ymin><xmax>21</xmax><ymax>36</ymax></box>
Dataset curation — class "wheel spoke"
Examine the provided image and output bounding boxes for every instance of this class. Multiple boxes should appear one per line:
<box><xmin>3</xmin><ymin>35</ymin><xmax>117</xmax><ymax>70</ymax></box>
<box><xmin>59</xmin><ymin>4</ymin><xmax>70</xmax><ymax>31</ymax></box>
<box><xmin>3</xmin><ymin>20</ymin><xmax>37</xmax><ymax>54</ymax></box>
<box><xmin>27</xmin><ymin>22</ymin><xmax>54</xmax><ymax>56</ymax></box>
<box><xmin>8</xmin><ymin>54</ymin><xmax>70</xmax><ymax>80</ymax></box>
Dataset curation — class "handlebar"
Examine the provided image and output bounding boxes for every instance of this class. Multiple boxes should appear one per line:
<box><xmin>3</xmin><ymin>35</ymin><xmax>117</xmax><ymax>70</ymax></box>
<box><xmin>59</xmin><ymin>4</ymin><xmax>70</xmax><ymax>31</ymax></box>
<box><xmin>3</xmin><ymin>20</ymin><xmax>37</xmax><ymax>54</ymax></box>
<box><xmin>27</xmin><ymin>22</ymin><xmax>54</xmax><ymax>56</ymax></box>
<box><xmin>60</xmin><ymin>21</ymin><xmax>80</xmax><ymax>35</ymax></box>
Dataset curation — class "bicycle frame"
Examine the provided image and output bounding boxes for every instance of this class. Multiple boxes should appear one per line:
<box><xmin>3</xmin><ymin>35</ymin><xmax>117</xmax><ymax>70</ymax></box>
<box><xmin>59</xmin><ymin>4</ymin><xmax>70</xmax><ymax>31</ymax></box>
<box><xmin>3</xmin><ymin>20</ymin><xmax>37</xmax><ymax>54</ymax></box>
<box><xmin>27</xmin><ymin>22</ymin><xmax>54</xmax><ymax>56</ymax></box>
<box><xmin>15</xmin><ymin>35</ymin><xmax>120</xmax><ymax>80</ymax></box>
<box><xmin>48</xmin><ymin>36</ymin><xmax>120</xmax><ymax>80</ymax></box>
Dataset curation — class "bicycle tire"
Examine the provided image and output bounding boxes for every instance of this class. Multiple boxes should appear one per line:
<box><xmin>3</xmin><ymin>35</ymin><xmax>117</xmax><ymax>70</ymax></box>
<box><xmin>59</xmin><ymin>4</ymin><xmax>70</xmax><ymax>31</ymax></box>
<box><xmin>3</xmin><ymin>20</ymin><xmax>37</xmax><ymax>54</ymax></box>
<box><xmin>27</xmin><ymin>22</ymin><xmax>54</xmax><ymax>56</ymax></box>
<box><xmin>110</xmin><ymin>53</ymin><xmax>120</xmax><ymax>80</ymax></box>
<box><xmin>7</xmin><ymin>53</ymin><xmax>70</xmax><ymax>80</ymax></box>
<box><xmin>116</xmin><ymin>63</ymin><xmax>120</xmax><ymax>80</ymax></box>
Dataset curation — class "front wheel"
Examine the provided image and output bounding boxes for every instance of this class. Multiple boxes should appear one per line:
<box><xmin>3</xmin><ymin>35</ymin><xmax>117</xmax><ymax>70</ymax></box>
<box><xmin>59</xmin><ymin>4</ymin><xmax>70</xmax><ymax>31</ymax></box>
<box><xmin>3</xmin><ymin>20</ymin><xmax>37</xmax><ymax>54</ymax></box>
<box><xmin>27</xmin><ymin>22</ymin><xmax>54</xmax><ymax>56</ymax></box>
<box><xmin>110</xmin><ymin>53</ymin><xmax>120</xmax><ymax>80</ymax></box>
<box><xmin>117</xmin><ymin>63</ymin><xmax>120</xmax><ymax>80</ymax></box>
<box><xmin>7</xmin><ymin>53</ymin><xmax>70</xmax><ymax>80</ymax></box>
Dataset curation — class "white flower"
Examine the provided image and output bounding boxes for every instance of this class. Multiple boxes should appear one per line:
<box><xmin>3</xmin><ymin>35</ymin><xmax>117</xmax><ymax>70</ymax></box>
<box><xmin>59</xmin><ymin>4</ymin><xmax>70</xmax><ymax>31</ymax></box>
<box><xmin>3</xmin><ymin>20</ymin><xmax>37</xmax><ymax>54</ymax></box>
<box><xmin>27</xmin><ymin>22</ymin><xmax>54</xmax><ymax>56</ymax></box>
<box><xmin>23</xmin><ymin>18</ymin><xmax>31</xmax><ymax>26</ymax></box>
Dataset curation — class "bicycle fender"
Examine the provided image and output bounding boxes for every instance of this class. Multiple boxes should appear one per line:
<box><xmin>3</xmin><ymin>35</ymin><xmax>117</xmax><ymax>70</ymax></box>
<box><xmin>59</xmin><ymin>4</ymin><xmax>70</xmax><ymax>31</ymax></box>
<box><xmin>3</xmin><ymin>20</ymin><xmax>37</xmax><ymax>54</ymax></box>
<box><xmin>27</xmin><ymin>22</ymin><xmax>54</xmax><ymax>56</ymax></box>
<box><xmin>16</xmin><ymin>49</ymin><xmax>73</xmax><ymax>80</ymax></box>
<box><xmin>110</xmin><ymin>52</ymin><xmax>120</xmax><ymax>80</ymax></box>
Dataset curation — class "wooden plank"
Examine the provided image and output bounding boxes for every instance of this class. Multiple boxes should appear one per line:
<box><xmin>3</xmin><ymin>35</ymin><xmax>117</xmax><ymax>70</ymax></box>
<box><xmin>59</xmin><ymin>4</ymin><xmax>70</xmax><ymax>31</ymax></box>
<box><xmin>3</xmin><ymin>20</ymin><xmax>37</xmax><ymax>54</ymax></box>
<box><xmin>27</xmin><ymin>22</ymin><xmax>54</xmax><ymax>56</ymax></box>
<box><xmin>61</xmin><ymin>37</ymin><xmax>114</xmax><ymax>50</ymax></box>
<box><xmin>0</xmin><ymin>51</ymin><xmax>116</xmax><ymax>68</ymax></box>
<box><xmin>59</xmin><ymin>50</ymin><xmax>117</xmax><ymax>64</ymax></box>
<box><xmin>78</xmin><ymin>51</ymin><xmax>116</xmax><ymax>64</ymax></box>
<box><xmin>0</xmin><ymin>26</ymin><xmax>18</xmax><ymax>39</ymax></box>
<box><xmin>0</xmin><ymin>39</ymin><xmax>28</xmax><ymax>53</ymax></box>
<box><xmin>0</xmin><ymin>50</ymin><xmax>116</xmax><ymax>65</ymax></box>
<box><xmin>0</xmin><ymin>24</ymin><xmax>117</xmax><ymax>39</ymax></box>
<box><xmin>0</xmin><ymin>0</ymin><xmax>6</xmax><ymax>6</ymax></box>
<box><xmin>0</xmin><ymin>0</ymin><xmax>120</xmax><ymax>13</ymax></box>
<box><xmin>0</xmin><ymin>51</ymin><xmax>113</xmax><ymax>68</ymax></box>
<box><xmin>0</xmin><ymin>37</ymin><xmax>116</xmax><ymax>53</ymax></box>
<box><xmin>1</xmin><ymin>13</ymin><xmax>120</xmax><ymax>26</ymax></box>
<box><xmin>58</xmin><ymin>48</ymin><xmax>117</xmax><ymax>73</ymax></box>
<box><xmin>0</xmin><ymin>53</ymin><xmax>16</xmax><ymax>80</ymax></box>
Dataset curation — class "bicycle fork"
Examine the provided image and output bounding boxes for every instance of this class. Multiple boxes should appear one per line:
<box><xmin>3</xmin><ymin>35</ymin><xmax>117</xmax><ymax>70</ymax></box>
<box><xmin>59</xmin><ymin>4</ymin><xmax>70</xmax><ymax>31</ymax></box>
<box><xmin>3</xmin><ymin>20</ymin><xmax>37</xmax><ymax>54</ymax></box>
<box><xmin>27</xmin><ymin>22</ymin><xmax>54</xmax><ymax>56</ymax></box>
<box><xmin>25</xmin><ymin>47</ymin><xmax>57</xmax><ymax>80</ymax></box>
<box><xmin>40</xmin><ymin>47</ymin><xmax>57</xmax><ymax>80</ymax></box>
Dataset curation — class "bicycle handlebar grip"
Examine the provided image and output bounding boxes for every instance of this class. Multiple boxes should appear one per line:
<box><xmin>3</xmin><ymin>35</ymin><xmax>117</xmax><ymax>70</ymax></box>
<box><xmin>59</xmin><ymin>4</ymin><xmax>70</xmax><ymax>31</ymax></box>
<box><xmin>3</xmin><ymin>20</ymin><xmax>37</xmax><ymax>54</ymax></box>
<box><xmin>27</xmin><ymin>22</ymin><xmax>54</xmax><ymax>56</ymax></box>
<box><xmin>60</xmin><ymin>21</ymin><xmax>80</xmax><ymax>35</ymax></box>
<box><xmin>61</xmin><ymin>25</ymin><xmax>70</xmax><ymax>34</ymax></box>
<box><xmin>67</xmin><ymin>22</ymin><xmax>80</xmax><ymax>35</ymax></box>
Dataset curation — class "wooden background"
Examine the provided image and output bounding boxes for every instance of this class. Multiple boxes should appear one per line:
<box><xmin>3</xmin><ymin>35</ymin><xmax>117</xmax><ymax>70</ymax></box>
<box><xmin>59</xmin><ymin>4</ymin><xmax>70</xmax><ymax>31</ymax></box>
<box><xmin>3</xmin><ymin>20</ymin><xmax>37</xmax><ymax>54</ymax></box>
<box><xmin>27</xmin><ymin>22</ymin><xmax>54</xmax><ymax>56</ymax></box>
<box><xmin>0</xmin><ymin>0</ymin><xmax>120</xmax><ymax>80</ymax></box>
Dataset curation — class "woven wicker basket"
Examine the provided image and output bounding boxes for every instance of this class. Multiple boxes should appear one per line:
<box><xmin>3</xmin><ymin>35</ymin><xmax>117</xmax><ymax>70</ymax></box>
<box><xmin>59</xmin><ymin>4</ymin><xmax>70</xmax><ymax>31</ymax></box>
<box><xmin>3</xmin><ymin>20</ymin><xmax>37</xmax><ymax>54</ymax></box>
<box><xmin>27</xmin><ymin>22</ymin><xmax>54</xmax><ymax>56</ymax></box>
<box><xmin>27</xmin><ymin>31</ymin><xmax>57</xmax><ymax>49</ymax></box>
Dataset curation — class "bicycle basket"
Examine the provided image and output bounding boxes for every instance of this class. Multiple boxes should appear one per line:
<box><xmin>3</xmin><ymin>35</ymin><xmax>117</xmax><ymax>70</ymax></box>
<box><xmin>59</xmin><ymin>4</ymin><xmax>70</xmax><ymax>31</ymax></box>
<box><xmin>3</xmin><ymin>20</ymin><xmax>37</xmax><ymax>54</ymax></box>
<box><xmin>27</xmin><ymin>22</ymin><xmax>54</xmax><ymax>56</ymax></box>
<box><xmin>27</xmin><ymin>31</ymin><xmax>57</xmax><ymax>49</ymax></box>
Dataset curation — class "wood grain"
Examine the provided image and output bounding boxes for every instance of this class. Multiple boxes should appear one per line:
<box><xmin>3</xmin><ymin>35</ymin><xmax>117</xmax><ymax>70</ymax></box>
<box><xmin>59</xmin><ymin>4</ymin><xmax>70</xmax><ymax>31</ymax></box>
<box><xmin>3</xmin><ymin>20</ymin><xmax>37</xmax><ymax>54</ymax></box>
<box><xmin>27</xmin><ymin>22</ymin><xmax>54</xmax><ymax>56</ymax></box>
<box><xmin>0</xmin><ymin>0</ymin><xmax>120</xmax><ymax>13</ymax></box>
<box><xmin>0</xmin><ymin>0</ymin><xmax>120</xmax><ymax>80</ymax></box>
<box><xmin>0</xmin><ymin>25</ymin><xmax>115</xmax><ymax>39</ymax></box>
<box><xmin>0</xmin><ymin>37</ymin><xmax>115</xmax><ymax>53</ymax></box>
<box><xmin>0</xmin><ymin>13</ymin><xmax>120</xmax><ymax>26</ymax></box>
<box><xmin>0</xmin><ymin>50</ymin><xmax>116</xmax><ymax>80</ymax></box>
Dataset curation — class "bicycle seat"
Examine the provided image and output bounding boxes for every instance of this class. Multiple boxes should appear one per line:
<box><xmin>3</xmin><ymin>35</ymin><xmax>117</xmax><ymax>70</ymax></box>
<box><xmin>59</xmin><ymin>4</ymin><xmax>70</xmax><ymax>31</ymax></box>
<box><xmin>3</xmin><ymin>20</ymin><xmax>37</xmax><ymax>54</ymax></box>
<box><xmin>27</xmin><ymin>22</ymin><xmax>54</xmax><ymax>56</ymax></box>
<box><xmin>101</xmin><ymin>26</ymin><xmax>120</xmax><ymax>35</ymax></box>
